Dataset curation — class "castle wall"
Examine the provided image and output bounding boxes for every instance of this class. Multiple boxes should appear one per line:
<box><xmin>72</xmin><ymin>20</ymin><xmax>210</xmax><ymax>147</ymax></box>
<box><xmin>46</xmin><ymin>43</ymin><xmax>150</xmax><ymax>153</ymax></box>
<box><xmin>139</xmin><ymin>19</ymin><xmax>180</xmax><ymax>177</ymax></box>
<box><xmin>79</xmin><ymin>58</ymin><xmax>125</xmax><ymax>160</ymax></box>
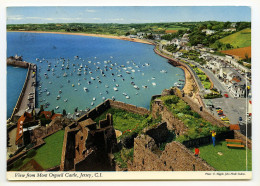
<box><xmin>129</xmin><ymin>135</ymin><xmax>215</xmax><ymax>171</ymax></box>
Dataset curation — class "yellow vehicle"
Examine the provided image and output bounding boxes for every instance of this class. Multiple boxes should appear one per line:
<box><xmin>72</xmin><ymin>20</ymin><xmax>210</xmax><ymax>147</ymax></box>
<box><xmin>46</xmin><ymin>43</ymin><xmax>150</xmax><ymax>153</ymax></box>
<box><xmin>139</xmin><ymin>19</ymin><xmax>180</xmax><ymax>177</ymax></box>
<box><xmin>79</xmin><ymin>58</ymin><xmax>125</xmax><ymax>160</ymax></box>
<box><xmin>221</xmin><ymin>117</ymin><xmax>229</xmax><ymax>121</ymax></box>
<box><xmin>224</xmin><ymin>120</ymin><xmax>230</xmax><ymax>124</ymax></box>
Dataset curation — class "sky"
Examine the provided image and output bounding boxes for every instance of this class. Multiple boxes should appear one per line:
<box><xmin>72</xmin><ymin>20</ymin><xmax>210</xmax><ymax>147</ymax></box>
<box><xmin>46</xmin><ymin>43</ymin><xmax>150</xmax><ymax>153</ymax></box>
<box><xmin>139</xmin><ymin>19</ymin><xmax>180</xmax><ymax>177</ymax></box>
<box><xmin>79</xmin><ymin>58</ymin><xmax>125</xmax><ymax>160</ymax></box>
<box><xmin>7</xmin><ymin>6</ymin><xmax>251</xmax><ymax>24</ymax></box>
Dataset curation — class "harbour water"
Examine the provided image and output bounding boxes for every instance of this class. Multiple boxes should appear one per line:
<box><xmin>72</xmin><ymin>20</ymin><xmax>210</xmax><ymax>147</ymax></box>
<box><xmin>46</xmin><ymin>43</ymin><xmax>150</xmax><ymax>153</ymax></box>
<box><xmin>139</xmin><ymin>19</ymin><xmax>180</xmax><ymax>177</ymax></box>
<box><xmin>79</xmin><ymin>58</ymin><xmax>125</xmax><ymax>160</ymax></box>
<box><xmin>7</xmin><ymin>66</ymin><xmax>28</xmax><ymax>118</ymax></box>
<box><xmin>7</xmin><ymin>32</ymin><xmax>185</xmax><ymax>114</ymax></box>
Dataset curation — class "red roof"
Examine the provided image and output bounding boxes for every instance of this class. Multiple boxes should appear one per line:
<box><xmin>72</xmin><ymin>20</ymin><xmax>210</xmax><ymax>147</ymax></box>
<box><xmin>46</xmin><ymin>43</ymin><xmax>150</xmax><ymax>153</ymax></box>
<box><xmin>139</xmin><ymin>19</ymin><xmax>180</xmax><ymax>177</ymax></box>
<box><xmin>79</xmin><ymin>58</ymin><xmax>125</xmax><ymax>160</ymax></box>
<box><xmin>40</xmin><ymin>111</ymin><xmax>52</xmax><ymax>120</ymax></box>
<box><xmin>51</xmin><ymin>113</ymin><xmax>62</xmax><ymax>120</ymax></box>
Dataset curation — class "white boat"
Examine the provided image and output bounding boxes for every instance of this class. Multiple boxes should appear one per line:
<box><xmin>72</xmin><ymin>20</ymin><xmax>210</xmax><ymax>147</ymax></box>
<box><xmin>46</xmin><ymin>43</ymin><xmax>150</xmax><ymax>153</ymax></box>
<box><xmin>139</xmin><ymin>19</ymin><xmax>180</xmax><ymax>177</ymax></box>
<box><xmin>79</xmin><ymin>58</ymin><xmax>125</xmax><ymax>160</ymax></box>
<box><xmin>64</xmin><ymin>99</ymin><xmax>68</xmax><ymax>102</ymax></box>
<box><xmin>105</xmin><ymin>85</ymin><xmax>109</xmax><ymax>88</ymax></box>
<box><xmin>93</xmin><ymin>97</ymin><xmax>96</xmax><ymax>101</ymax></box>
<box><xmin>142</xmin><ymin>85</ymin><xmax>148</xmax><ymax>88</ymax></box>
<box><xmin>102</xmin><ymin>97</ymin><xmax>106</xmax><ymax>100</ymax></box>
<box><xmin>91</xmin><ymin>102</ymin><xmax>94</xmax><ymax>106</ymax></box>
<box><xmin>113</xmin><ymin>87</ymin><xmax>118</xmax><ymax>91</ymax></box>
<box><xmin>56</xmin><ymin>95</ymin><xmax>61</xmax><ymax>100</ymax></box>
<box><xmin>91</xmin><ymin>77</ymin><xmax>95</xmax><ymax>80</ymax></box>
<box><xmin>126</xmin><ymin>96</ymin><xmax>130</xmax><ymax>99</ymax></box>
<box><xmin>115</xmin><ymin>84</ymin><xmax>119</xmax><ymax>87</ymax></box>
<box><xmin>126</xmin><ymin>71</ymin><xmax>131</xmax><ymax>74</ymax></box>
<box><xmin>133</xmin><ymin>85</ymin><xmax>139</xmax><ymax>90</ymax></box>
<box><xmin>59</xmin><ymin>90</ymin><xmax>62</xmax><ymax>94</ymax></box>
<box><xmin>63</xmin><ymin>72</ymin><xmax>67</xmax><ymax>77</ymax></box>
<box><xmin>122</xmin><ymin>93</ymin><xmax>127</xmax><ymax>96</ymax></box>
<box><xmin>112</xmin><ymin>96</ymin><xmax>115</xmax><ymax>101</ymax></box>
<box><xmin>74</xmin><ymin>89</ymin><xmax>78</xmax><ymax>91</ymax></box>
<box><xmin>72</xmin><ymin>84</ymin><xmax>75</xmax><ymax>87</ymax></box>
<box><xmin>78</xmin><ymin>83</ymin><xmax>81</xmax><ymax>86</ymax></box>
<box><xmin>55</xmin><ymin>106</ymin><xmax>59</xmax><ymax>109</ymax></box>
<box><xmin>160</xmin><ymin>70</ymin><xmax>167</xmax><ymax>73</ymax></box>
<box><xmin>83</xmin><ymin>87</ymin><xmax>88</xmax><ymax>92</ymax></box>
<box><xmin>47</xmin><ymin>92</ymin><xmax>50</xmax><ymax>96</ymax></box>
<box><xmin>152</xmin><ymin>82</ymin><xmax>156</xmax><ymax>86</ymax></box>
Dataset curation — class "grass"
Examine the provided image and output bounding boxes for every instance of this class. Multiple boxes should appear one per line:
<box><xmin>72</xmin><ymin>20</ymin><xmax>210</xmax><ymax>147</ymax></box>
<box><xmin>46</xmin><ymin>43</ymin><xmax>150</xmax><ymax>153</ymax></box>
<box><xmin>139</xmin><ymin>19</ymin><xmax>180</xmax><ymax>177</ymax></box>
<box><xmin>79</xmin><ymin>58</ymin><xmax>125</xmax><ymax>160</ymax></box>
<box><xmin>160</xmin><ymin>95</ymin><xmax>228</xmax><ymax>142</ymax></box>
<box><xmin>94</xmin><ymin>108</ymin><xmax>160</xmax><ymax>136</ymax></box>
<box><xmin>192</xmin><ymin>141</ymin><xmax>252</xmax><ymax>171</ymax></box>
<box><xmin>113</xmin><ymin>148</ymin><xmax>134</xmax><ymax>169</ymax></box>
<box><xmin>11</xmin><ymin>130</ymin><xmax>65</xmax><ymax>170</ymax></box>
<box><xmin>166</xmin><ymin>26</ymin><xmax>188</xmax><ymax>31</ymax></box>
<box><xmin>217</xmin><ymin>28</ymin><xmax>251</xmax><ymax>48</ymax></box>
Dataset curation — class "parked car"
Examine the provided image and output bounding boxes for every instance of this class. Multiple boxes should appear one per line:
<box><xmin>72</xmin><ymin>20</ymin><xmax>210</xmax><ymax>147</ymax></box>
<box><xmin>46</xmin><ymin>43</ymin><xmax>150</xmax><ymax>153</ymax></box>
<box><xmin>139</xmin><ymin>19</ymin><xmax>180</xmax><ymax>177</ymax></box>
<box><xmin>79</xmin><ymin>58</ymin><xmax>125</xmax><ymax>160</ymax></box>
<box><xmin>224</xmin><ymin>94</ymin><xmax>229</xmax><ymax>98</ymax></box>
<box><xmin>221</xmin><ymin>117</ymin><xmax>229</xmax><ymax>121</ymax></box>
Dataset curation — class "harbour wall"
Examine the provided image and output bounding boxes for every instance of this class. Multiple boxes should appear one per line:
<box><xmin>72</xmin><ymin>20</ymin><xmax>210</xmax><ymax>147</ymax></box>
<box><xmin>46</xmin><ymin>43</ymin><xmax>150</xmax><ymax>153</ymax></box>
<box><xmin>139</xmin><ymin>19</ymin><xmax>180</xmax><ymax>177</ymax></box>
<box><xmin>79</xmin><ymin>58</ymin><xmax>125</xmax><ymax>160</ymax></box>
<box><xmin>7</xmin><ymin>59</ymin><xmax>36</xmax><ymax>122</ymax></box>
<box><xmin>8</xmin><ymin>64</ymin><xmax>30</xmax><ymax>122</ymax></box>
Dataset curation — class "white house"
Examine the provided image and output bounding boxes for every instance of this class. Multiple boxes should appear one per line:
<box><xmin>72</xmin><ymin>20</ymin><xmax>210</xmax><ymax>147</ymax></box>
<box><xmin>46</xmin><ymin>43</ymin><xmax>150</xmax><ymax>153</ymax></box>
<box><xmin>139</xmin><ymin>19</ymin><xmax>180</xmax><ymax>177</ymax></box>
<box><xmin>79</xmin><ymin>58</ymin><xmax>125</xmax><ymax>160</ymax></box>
<box><xmin>202</xmin><ymin>29</ymin><xmax>216</xmax><ymax>35</ymax></box>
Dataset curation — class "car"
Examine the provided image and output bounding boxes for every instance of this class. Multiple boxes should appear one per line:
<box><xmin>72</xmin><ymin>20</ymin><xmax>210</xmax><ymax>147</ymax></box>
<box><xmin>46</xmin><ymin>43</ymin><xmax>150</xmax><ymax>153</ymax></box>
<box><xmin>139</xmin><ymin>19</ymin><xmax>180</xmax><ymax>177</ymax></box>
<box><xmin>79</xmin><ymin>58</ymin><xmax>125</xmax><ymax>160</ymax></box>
<box><xmin>219</xmin><ymin>114</ymin><xmax>226</xmax><ymax>118</ymax></box>
<box><xmin>221</xmin><ymin>117</ymin><xmax>229</xmax><ymax>121</ymax></box>
<box><xmin>224</xmin><ymin>120</ymin><xmax>230</xmax><ymax>124</ymax></box>
<box><xmin>239</xmin><ymin>116</ymin><xmax>243</xmax><ymax>121</ymax></box>
<box><xmin>224</xmin><ymin>94</ymin><xmax>229</xmax><ymax>98</ymax></box>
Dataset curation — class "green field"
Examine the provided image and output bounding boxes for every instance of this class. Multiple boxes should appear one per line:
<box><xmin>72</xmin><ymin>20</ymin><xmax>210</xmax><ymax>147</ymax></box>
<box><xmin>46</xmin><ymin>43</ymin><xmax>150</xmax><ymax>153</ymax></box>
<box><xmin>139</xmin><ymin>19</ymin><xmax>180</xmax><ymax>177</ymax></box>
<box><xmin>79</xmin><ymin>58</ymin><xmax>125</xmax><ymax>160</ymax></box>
<box><xmin>192</xmin><ymin>141</ymin><xmax>252</xmax><ymax>171</ymax></box>
<box><xmin>11</xmin><ymin>130</ymin><xmax>65</xmax><ymax>170</ymax></box>
<box><xmin>166</xmin><ymin>26</ymin><xmax>188</xmax><ymax>31</ymax></box>
<box><xmin>216</xmin><ymin>28</ymin><xmax>251</xmax><ymax>48</ymax></box>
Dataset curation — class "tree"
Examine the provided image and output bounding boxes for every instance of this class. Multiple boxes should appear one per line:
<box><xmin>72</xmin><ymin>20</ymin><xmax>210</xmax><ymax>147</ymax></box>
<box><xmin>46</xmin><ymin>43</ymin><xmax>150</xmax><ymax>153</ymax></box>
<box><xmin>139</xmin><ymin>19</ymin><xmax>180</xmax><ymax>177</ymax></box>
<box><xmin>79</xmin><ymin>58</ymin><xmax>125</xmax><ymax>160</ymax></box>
<box><xmin>63</xmin><ymin>109</ymin><xmax>67</xmax><ymax>116</ymax></box>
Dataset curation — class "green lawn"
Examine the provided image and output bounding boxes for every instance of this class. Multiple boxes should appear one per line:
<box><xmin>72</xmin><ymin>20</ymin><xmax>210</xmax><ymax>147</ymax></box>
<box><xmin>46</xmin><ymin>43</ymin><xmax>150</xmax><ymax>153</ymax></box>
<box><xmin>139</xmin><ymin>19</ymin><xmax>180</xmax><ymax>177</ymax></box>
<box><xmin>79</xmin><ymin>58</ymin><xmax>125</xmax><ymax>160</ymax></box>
<box><xmin>33</xmin><ymin>130</ymin><xmax>65</xmax><ymax>169</ymax></box>
<box><xmin>217</xmin><ymin>28</ymin><xmax>251</xmax><ymax>48</ymax></box>
<box><xmin>94</xmin><ymin>108</ymin><xmax>159</xmax><ymax>135</ymax></box>
<box><xmin>192</xmin><ymin>141</ymin><xmax>252</xmax><ymax>171</ymax></box>
<box><xmin>11</xmin><ymin>130</ymin><xmax>65</xmax><ymax>170</ymax></box>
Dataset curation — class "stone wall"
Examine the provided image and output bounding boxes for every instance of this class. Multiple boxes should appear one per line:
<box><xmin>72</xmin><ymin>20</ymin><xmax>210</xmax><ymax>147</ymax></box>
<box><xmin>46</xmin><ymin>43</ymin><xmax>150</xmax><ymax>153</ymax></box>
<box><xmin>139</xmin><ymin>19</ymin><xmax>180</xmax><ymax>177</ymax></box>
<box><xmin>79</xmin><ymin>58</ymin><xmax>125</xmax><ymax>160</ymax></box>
<box><xmin>109</xmin><ymin>100</ymin><xmax>149</xmax><ymax>115</ymax></box>
<box><xmin>145</xmin><ymin>122</ymin><xmax>170</xmax><ymax>144</ymax></box>
<box><xmin>7</xmin><ymin>59</ymin><xmax>29</xmax><ymax>68</ymax></box>
<box><xmin>77</xmin><ymin>99</ymin><xmax>149</xmax><ymax>123</ymax></box>
<box><xmin>129</xmin><ymin>135</ymin><xmax>215</xmax><ymax>171</ymax></box>
<box><xmin>151</xmin><ymin>100</ymin><xmax>188</xmax><ymax>136</ymax></box>
<box><xmin>234</xmin><ymin>130</ymin><xmax>252</xmax><ymax>150</ymax></box>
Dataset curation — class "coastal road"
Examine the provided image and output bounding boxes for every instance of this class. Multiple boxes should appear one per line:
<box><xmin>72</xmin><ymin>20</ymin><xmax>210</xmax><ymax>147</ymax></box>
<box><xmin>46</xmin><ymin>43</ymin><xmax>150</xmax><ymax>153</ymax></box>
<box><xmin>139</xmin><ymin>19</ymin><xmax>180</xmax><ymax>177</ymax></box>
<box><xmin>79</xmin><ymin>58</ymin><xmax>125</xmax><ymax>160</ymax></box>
<box><xmin>179</xmin><ymin>57</ymin><xmax>248</xmax><ymax>124</ymax></box>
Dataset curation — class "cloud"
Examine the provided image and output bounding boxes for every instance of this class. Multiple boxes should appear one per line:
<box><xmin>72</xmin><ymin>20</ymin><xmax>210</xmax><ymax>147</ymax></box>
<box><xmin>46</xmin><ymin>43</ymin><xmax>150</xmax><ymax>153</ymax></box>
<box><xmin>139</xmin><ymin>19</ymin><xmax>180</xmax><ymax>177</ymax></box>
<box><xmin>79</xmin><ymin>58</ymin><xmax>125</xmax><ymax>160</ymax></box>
<box><xmin>86</xmin><ymin>9</ymin><xmax>96</xmax><ymax>13</ymax></box>
<box><xmin>90</xmin><ymin>17</ymin><xmax>101</xmax><ymax>20</ymax></box>
<box><xmin>107</xmin><ymin>18</ymin><xmax>124</xmax><ymax>22</ymax></box>
<box><xmin>7</xmin><ymin>15</ymin><xmax>24</xmax><ymax>20</ymax></box>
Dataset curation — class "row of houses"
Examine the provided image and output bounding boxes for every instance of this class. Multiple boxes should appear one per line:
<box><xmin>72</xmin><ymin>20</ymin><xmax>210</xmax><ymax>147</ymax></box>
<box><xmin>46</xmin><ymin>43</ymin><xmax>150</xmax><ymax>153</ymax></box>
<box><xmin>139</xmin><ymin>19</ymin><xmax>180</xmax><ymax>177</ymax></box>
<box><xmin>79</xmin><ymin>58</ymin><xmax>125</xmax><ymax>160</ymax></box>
<box><xmin>201</xmin><ymin>53</ymin><xmax>250</xmax><ymax>98</ymax></box>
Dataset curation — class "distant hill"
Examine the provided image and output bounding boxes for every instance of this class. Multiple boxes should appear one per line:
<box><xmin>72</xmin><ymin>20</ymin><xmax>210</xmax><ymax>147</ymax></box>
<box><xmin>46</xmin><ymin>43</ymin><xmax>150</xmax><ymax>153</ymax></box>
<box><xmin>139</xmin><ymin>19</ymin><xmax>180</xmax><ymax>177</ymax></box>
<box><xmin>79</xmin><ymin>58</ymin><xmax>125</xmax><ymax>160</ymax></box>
<box><xmin>216</xmin><ymin>28</ymin><xmax>251</xmax><ymax>49</ymax></box>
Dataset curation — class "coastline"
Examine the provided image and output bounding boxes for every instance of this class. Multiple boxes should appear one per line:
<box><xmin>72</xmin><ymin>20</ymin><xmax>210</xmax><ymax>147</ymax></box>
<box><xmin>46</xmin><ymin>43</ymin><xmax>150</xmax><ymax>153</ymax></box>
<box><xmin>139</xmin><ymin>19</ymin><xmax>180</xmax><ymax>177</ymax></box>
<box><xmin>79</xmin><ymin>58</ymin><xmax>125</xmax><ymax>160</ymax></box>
<box><xmin>7</xmin><ymin>31</ymin><xmax>155</xmax><ymax>45</ymax></box>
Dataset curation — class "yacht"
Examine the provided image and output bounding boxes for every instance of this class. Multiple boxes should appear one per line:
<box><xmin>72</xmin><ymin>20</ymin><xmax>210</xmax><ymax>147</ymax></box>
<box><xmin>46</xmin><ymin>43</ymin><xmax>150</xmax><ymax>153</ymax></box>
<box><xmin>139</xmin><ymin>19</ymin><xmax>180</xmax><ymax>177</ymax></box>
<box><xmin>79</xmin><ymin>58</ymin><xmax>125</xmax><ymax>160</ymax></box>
<box><xmin>56</xmin><ymin>95</ymin><xmax>61</xmax><ymax>100</ymax></box>
<box><xmin>83</xmin><ymin>87</ymin><xmax>88</xmax><ymax>92</ymax></box>
<box><xmin>113</xmin><ymin>87</ymin><xmax>118</xmax><ymax>91</ymax></box>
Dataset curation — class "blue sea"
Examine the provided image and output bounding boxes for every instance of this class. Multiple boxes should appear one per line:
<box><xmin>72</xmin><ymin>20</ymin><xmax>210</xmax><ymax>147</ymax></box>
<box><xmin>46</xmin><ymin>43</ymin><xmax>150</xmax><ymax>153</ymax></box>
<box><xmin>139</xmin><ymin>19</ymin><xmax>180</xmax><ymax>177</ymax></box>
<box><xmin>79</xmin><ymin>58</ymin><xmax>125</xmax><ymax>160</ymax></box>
<box><xmin>7</xmin><ymin>66</ymin><xmax>28</xmax><ymax>118</ymax></box>
<box><xmin>7</xmin><ymin>32</ymin><xmax>185</xmax><ymax>115</ymax></box>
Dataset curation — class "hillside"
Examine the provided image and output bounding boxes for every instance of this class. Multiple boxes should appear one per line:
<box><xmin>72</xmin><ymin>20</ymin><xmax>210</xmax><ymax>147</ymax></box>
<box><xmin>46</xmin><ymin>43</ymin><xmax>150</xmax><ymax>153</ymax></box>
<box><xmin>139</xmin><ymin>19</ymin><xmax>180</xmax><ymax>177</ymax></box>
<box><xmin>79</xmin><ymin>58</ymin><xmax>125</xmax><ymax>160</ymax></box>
<box><xmin>220</xmin><ymin>46</ymin><xmax>251</xmax><ymax>60</ymax></box>
<box><xmin>217</xmin><ymin>28</ymin><xmax>251</xmax><ymax>49</ymax></box>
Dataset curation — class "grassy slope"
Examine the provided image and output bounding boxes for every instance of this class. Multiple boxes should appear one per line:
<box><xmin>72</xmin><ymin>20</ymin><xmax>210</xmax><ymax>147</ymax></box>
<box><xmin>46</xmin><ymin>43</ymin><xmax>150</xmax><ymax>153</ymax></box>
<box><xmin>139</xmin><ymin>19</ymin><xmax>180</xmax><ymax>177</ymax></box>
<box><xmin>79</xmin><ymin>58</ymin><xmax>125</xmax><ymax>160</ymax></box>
<box><xmin>12</xmin><ymin>130</ymin><xmax>65</xmax><ymax>170</ymax></box>
<box><xmin>33</xmin><ymin>130</ymin><xmax>65</xmax><ymax>169</ymax></box>
<box><xmin>217</xmin><ymin>28</ymin><xmax>251</xmax><ymax>48</ymax></box>
<box><xmin>193</xmin><ymin>141</ymin><xmax>252</xmax><ymax>171</ymax></box>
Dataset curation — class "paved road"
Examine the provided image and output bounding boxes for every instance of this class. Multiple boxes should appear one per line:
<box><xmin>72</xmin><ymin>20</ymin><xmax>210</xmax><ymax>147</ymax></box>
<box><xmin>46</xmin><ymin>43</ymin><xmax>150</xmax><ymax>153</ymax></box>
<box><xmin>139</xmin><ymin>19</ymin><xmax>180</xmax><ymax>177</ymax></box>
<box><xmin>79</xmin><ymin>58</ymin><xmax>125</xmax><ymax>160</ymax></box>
<box><xmin>208</xmin><ymin>97</ymin><xmax>248</xmax><ymax>124</ymax></box>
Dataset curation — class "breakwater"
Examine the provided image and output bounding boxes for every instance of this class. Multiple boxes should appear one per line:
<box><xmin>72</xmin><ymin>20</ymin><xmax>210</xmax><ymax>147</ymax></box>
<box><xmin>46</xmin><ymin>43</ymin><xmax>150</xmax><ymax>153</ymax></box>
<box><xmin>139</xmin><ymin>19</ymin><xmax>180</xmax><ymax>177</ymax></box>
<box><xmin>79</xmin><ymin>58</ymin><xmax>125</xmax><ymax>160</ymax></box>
<box><xmin>7</xmin><ymin>58</ymin><xmax>36</xmax><ymax>122</ymax></box>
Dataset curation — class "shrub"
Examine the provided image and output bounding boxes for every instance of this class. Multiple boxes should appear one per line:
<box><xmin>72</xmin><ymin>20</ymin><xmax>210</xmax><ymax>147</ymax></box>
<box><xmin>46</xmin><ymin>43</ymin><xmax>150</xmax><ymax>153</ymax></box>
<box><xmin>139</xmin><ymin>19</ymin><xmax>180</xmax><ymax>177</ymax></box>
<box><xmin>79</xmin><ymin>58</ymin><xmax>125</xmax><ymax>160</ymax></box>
<box><xmin>26</xmin><ymin>149</ymin><xmax>36</xmax><ymax>158</ymax></box>
<box><xmin>13</xmin><ymin>159</ymin><xmax>23</xmax><ymax>169</ymax></box>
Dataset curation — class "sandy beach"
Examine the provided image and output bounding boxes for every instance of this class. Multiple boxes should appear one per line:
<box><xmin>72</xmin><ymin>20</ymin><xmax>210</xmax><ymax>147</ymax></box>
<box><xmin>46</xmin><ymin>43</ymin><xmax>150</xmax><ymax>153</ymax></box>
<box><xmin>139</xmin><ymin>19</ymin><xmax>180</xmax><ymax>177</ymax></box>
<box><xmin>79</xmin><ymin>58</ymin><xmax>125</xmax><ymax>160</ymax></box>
<box><xmin>8</xmin><ymin>31</ymin><xmax>155</xmax><ymax>45</ymax></box>
<box><xmin>178</xmin><ymin>66</ymin><xmax>195</xmax><ymax>94</ymax></box>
